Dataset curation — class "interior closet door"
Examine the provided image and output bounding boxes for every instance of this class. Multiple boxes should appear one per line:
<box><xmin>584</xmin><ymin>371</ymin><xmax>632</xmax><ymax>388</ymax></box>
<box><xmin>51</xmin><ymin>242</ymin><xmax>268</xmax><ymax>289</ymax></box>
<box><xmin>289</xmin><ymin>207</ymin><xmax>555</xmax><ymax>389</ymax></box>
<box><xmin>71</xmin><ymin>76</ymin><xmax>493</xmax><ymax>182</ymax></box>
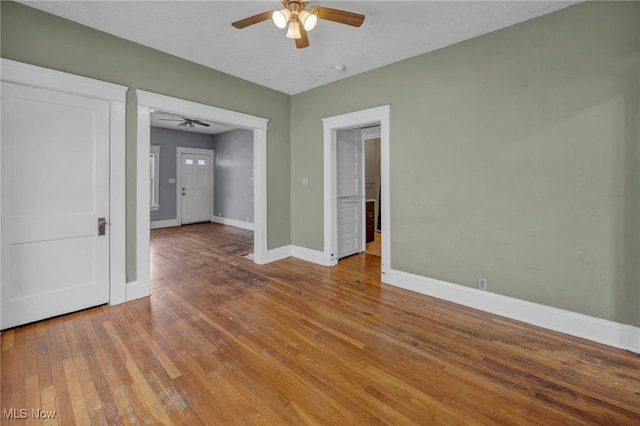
<box><xmin>1</xmin><ymin>82</ymin><xmax>110</xmax><ymax>329</ymax></box>
<box><xmin>336</xmin><ymin>128</ymin><xmax>363</xmax><ymax>259</ymax></box>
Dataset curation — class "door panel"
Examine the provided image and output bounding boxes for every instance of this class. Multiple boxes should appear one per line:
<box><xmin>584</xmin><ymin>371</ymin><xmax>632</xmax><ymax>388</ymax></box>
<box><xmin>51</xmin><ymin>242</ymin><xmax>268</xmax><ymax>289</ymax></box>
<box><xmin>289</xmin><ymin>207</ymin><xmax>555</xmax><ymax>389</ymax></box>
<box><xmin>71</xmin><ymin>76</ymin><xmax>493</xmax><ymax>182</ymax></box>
<box><xmin>337</xmin><ymin>129</ymin><xmax>361</xmax><ymax>198</ymax></box>
<box><xmin>1</xmin><ymin>82</ymin><xmax>110</xmax><ymax>329</ymax></box>
<box><xmin>336</xmin><ymin>129</ymin><xmax>363</xmax><ymax>259</ymax></box>
<box><xmin>337</xmin><ymin>200</ymin><xmax>361</xmax><ymax>258</ymax></box>
<box><xmin>181</xmin><ymin>153</ymin><xmax>212</xmax><ymax>224</ymax></box>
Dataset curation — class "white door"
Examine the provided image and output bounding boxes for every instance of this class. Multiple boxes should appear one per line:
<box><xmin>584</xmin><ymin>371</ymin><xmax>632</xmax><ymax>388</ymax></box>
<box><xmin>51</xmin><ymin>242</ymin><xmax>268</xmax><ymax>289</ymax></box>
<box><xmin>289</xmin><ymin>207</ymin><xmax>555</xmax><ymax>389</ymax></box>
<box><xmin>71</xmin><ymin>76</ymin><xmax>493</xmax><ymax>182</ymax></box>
<box><xmin>1</xmin><ymin>82</ymin><xmax>110</xmax><ymax>329</ymax></box>
<box><xmin>336</xmin><ymin>129</ymin><xmax>363</xmax><ymax>259</ymax></box>
<box><xmin>180</xmin><ymin>153</ymin><xmax>212</xmax><ymax>224</ymax></box>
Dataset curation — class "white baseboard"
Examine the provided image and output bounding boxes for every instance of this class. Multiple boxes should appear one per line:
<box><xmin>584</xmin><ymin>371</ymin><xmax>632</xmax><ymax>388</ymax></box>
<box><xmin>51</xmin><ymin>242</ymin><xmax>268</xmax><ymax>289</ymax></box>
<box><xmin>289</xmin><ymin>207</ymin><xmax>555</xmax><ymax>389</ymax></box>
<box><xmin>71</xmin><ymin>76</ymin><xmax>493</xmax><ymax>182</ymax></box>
<box><xmin>150</xmin><ymin>219</ymin><xmax>179</xmax><ymax>229</ymax></box>
<box><xmin>211</xmin><ymin>216</ymin><xmax>255</xmax><ymax>231</ymax></box>
<box><xmin>265</xmin><ymin>245</ymin><xmax>292</xmax><ymax>263</ymax></box>
<box><xmin>262</xmin><ymin>245</ymin><xmax>335</xmax><ymax>265</ymax></box>
<box><xmin>291</xmin><ymin>246</ymin><xmax>333</xmax><ymax>266</ymax></box>
<box><xmin>126</xmin><ymin>280</ymin><xmax>149</xmax><ymax>302</ymax></box>
<box><xmin>384</xmin><ymin>268</ymin><xmax>640</xmax><ymax>354</ymax></box>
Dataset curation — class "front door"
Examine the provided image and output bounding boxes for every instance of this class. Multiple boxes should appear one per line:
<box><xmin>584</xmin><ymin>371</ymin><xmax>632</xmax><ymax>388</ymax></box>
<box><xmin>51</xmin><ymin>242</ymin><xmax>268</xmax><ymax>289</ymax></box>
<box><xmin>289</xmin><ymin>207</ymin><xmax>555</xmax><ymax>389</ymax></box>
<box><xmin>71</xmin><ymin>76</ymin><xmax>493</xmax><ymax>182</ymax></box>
<box><xmin>336</xmin><ymin>128</ymin><xmax>363</xmax><ymax>259</ymax></box>
<box><xmin>180</xmin><ymin>152</ymin><xmax>212</xmax><ymax>224</ymax></box>
<box><xmin>1</xmin><ymin>82</ymin><xmax>110</xmax><ymax>329</ymax></box>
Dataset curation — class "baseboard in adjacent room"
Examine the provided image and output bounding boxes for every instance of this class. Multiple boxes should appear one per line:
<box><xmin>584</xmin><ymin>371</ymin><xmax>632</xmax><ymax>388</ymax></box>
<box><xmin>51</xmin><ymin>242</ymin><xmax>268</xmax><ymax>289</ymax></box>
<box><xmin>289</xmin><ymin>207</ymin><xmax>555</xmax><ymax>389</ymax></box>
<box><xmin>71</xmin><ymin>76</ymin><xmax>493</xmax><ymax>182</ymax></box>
<box><xmin>211</xmin><ymin>216</ymin><xmax>255</xmax><ymax>231</ymax></box>
<box><xmin>150</xmin><ymin>219</ymin><xmax>179</xmax><ymax>229</ymax></box>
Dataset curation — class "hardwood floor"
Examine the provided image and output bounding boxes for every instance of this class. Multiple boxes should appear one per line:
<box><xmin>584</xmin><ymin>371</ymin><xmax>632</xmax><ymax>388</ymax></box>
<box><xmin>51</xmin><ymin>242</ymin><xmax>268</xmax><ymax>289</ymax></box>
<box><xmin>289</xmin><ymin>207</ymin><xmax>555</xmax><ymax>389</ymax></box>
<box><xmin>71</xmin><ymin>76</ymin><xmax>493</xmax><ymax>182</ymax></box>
<box><xmin>2</xmin><ymin>222</ymin><xmax>639</xmax><ymax>425</ymax></box>
<box><xmin>365</xmin><ymin>231</ymin><xmax>381</xmax><ymax>256</ymax></box>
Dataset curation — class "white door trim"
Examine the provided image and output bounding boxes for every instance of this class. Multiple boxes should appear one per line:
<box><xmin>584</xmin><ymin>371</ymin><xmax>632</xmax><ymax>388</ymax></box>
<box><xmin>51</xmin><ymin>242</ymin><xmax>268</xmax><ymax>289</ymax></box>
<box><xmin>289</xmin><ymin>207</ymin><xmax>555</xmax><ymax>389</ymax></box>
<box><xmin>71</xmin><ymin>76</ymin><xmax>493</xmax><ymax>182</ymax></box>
<box><xmin>0</xmin><ymin>59</ymin><xmax>128</xmax><ymax>313</ymax></box>
<box><xmin>322</xmin><ymin>105</ymin><xmax>391</xmax><ymax>274</ymax></box>
<box><xmin>360</xmin><ymin>126</ymin><xmax>381</xmax><ymax>248</ymax></box>
<box><xmin>136</xmin><ymin>90</ymin><xmax>269</xmax><ymax>299</ymax></box>
<box><xmin>176</xmin><ymin>147</ymin><xmax>214</xmax><ymax>225</ymax></box>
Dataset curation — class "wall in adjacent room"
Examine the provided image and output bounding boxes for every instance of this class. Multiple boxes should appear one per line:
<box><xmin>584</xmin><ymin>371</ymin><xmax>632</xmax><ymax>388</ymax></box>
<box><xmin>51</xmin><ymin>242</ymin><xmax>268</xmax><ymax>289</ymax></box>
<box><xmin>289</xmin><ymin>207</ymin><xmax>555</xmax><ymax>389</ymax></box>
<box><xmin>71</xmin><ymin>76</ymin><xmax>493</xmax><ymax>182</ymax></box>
<box><xmin>211</xmin><ymin>129</ymin><xmax>254</xmax><ymax>224</ymax></box>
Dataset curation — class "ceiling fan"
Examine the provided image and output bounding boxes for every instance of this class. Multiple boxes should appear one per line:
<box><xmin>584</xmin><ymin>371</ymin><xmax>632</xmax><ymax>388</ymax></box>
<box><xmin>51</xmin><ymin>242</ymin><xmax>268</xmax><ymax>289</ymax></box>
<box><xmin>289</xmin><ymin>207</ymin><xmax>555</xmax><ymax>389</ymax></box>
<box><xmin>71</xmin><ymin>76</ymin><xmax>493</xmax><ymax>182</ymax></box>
<box><xmin>231</xmin><ymin>0</ymin><xmax>365</xmax><ymax>49</ymax></box>
<box><xmin>159</xmin><ymin>117</ymin><xmax>211</xmax><ymax>130</ymax></box>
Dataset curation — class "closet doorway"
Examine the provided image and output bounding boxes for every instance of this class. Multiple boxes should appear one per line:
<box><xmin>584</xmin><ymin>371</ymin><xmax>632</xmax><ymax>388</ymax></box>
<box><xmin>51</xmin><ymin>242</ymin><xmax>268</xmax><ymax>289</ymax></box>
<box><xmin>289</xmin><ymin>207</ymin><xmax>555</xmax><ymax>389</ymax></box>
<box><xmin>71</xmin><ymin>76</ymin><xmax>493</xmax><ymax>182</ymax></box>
<box><xmin>363</xmin><ymin>127</ymin><xmax>382</xmax><ymax>256</ymax></box>
<box><xmin>322</xmin><ymin>105</ymin><xmax>390</xmax><ymax>274</ymax></box>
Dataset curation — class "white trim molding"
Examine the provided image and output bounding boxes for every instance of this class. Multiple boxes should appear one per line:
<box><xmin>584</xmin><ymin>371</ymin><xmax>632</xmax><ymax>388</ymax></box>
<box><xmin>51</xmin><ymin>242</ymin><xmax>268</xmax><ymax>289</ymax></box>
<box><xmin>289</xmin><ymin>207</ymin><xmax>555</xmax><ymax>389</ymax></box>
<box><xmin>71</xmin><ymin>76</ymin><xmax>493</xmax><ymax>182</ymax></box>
<box><xmin>136</xmin><ymin>90</ymin><xmax>270</xmax><ymax>301</ymax></box>
<box><xmin>150</xmin><ymin>219</ymin><xmax>180</xmax><ymax>229</ymax></box>
<box><xmin>258</xmin><ymin>244</ymin><xmax>333</xmax><ymax>266</ymax></box>
<box><xmin>384</xmin><ymin>268</ymin><xmax>640</xmax><ymax>354</ymax></box>
<box><xmin>322</xmin><ymin>105</ymin><xmax>391</xmax><ymax>273</ymax></box>
<box><xmin>265</xmin><ymin>245</ymin><xmax>293</xmax><ymax>264</ymax></box>
<box><xmin>291</xmin><ymin>246</ymin><xmax>333</xmax><ymax>266</ymax></box>
<box><xmin>211</xmin><ymin>216</ymin><xmax>255</xmax><ymax>231</ymax></box>
<box><xmin>0</xmin><ymin>59</ymin><xmax>129</xmax><ymax>307</ymax></box>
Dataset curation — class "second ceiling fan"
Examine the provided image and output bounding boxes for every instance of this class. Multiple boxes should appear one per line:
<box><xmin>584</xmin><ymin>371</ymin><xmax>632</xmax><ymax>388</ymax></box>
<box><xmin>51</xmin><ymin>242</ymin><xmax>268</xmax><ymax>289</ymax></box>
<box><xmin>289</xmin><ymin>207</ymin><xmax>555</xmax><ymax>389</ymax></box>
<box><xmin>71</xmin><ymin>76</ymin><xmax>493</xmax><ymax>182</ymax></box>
<box><xmin>232</xmin><ymin>0</ymin><xmax>365</xmax><ymax>49</ymax></box>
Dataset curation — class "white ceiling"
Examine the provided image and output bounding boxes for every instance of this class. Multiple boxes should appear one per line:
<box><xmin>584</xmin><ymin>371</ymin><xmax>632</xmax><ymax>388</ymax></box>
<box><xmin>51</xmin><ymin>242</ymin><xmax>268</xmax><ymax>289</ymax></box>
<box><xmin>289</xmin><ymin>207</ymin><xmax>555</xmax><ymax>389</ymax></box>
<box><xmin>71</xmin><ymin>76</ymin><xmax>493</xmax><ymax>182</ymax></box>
<box><xmin>20</xmin><ymin>1</ymin><xmax>578</xmax><ymax>95</ymax></box>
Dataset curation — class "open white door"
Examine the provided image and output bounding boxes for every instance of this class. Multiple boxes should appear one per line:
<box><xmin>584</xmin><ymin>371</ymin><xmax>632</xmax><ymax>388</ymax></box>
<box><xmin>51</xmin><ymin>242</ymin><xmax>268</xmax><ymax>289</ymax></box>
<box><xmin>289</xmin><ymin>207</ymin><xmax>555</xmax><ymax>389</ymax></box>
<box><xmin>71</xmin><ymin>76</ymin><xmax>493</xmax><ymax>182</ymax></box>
<box><xmin>1</xmin><ymin>82</ymin><xmax>110</xmax><ymax>329</ymax></box>
<box><xmin>336</xmin><ymin>128</ymin><xmax>363</xmax><ymax>259</ymax></box>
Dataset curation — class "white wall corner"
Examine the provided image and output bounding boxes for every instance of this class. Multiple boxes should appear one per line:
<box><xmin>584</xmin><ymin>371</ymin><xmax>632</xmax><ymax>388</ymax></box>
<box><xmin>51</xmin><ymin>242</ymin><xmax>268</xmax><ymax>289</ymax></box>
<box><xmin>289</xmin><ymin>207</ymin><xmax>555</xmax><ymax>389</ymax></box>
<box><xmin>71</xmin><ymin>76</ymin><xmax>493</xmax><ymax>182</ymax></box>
<box><xmin>384</xmin><ymin>268</ymin><xmax>640</xmax><ymax>354</ymax></box>
<box><xmin>291</xmin><ymin>246</ymin><xmax>333</xmax><ymax>267</ymax></box>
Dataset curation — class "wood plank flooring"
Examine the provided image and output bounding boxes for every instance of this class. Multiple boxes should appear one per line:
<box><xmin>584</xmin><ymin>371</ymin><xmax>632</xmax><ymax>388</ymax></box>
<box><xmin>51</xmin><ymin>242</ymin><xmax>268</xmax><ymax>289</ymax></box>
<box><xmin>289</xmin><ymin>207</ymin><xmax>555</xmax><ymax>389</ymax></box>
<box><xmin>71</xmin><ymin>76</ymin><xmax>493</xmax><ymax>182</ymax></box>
<box><xmin>2</xmin><ymin>222</ymin><xmax>639</xmax><ymax>425</ymax></box>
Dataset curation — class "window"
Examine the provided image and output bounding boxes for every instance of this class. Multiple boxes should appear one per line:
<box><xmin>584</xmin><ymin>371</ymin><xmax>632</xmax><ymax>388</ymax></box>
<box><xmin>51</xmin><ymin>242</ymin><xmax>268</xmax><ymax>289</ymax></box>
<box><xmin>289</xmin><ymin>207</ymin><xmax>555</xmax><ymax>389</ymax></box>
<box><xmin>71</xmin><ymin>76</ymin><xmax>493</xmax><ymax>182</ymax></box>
<box><xmin>150</xmin><ymin>145</ymin><xmax>160</xmax><ymax>211</ymax></box>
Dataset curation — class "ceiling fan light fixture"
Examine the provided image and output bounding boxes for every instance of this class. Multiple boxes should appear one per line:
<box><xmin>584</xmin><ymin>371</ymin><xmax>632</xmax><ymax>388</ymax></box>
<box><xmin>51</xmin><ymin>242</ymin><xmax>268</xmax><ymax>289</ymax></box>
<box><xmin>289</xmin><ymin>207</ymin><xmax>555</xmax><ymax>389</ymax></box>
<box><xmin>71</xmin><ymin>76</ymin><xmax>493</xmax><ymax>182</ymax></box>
<box><xmin>299</xmin><ymin>9</ymin><xmax>318</xmax><ymax>31</ymax></box>
<box><xmin>272</xmin><ymin>8</ymin><xmax>291</xmax><ymax>29</ymax></box>
<box><xmin>232</xmin><ymin>1</ymin><xmax>365</xmax><ymax>49</ymax></box>
<box><xmin>286</xmin><ymin>21</ymin><xmax>301</xmax><ymax>39</ymax></box>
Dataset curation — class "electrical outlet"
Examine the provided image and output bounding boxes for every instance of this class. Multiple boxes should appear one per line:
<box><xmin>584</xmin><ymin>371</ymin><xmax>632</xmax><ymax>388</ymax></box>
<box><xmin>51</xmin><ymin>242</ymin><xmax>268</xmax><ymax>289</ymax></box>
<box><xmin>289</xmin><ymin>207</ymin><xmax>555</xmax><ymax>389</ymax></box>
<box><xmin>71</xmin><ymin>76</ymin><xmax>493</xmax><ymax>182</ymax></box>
<box><xmin>478</xmin><ymin>277</ymin><xmax>488</xmax><ymax>290</ymax></box>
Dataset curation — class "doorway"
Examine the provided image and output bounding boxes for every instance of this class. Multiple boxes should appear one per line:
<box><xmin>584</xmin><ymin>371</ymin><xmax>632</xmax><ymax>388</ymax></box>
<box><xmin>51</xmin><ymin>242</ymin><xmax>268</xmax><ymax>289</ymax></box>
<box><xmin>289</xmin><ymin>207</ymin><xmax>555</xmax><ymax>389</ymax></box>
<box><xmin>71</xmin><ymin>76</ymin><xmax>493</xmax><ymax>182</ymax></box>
<box><xmin>322</xmin><ymin>105</ymin><xmax>390</xmax><ymax>274</ymax></box>
<box><xmin>176</xmin><ymin>148</ymin><xmax>214</xmax><ymax>225</ymax></box>
<box><xmin>363</xmin><ymin>127</ymin><xmax>382</xmax><ymax>256</ymax></box>
<box><xmin>136</xmin><ymin>90</ymin><xmax>268</xmax><ymax>301</ymax></box>
<box><xmin>1</xmin><ymin>59</ymin><xmax>128</xmax><ymax>329</ymax></box>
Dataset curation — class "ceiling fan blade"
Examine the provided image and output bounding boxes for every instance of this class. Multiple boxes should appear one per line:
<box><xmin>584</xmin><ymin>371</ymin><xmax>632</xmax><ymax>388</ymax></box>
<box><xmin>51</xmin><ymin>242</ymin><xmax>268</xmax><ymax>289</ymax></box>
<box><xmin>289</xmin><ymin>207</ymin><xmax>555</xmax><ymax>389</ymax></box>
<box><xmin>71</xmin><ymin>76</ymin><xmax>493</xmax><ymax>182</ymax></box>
<box><xmin>312</xmin><ymin>6</ymin><xmax>365</xmax><ymax>27</ymax></box>
<box><xmin>192</xmin><ymin>121</ymin><xmax>211</xmax><ymax>127</ymax></box>
<box><xmin>231</xmin><ymin>11</ymin><xmax>273</xmax><ymax>29</ymax></box>
<box><xmin>296</xmin><ymin>25</ymin><xmax>310</xmax><ymax>49</ymax></box>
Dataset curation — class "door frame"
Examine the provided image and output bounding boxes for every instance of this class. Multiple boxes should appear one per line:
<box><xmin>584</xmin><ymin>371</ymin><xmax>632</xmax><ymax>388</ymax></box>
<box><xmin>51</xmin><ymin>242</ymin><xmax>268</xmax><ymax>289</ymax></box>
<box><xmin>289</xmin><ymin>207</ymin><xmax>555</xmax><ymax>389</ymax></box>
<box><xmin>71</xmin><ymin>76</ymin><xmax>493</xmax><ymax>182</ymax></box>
<box><xmin>322</xmin><ymin>105</ymin><xmax>390</xmax><ymax>273</ymax></box>
<box><xmin>0</xmin><ymin>59</ymin><xmax>128</xmax><ymax>317</ymax></box>
<box><xmin>176</xmin><ymin>147</ymin><xmax>214</xmax><ymax>225</ymax></box>
<box><xmin>136</xmin><ymin>90</ymin><xmax>269</xmax><ymax>299</ymax></box>
<box><xmin>361</xmin><ymin>125</ymin><xmax>382</xmax><ymax>247</ymax></box>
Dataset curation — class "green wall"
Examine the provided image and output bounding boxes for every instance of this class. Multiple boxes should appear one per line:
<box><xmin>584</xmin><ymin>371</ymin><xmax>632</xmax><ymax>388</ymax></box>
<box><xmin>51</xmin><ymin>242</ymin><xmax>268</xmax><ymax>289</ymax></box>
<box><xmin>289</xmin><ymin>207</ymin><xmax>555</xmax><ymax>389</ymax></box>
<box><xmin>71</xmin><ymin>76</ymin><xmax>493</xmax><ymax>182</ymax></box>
<box><xmin>1</xmin><ymin>1</ymin><xmax>292</xmax><ymax>281</ymax></box>
<box><xmin>290</xmin><ymin>1</ymin><xmax>640</xmax><ymax>326</ymax></box>
<box><xmin>2</xmin><ymin>1</ymin><xmax>639</xmax><ymax>327</ymax></box>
